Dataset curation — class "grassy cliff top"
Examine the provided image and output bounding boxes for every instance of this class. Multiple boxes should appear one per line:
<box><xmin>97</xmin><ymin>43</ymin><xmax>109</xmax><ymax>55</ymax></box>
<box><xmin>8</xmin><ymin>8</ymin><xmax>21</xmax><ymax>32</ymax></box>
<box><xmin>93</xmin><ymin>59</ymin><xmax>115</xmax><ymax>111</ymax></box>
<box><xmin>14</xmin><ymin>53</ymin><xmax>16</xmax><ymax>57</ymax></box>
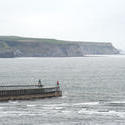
<box><xmin>0</xmin><ymin>36</ymin><xmax>62</xmax><ymax>43</ymax></box>
<box><xmin>0</xmin><ymin>36</ymin><xmax>112</xmax><ymax>45</ymax></box>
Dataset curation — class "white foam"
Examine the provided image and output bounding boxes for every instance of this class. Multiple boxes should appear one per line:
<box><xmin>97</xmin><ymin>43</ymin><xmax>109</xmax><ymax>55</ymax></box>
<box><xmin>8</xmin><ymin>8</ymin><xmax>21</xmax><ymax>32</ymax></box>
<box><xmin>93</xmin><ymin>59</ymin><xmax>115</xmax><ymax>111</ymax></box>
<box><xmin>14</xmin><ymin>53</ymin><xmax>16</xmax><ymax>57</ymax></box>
<box><xmin>61</xmin><ymin>110</ymin><xmax>71</xmax><ymax>114</ymax></box>
<box><xmin>8</xmin><ymin>100</ymin><xmax>19</xmax><ymax>104</ymax></box>
<box><xmin>44</xmin><ymin>103</ymin><xmax>69</xmax><ymax>107</ymax></box>
<box><xmin>19</xmin><ymin>113</ymin><xmax>42</xmax><ymax>116</ymax></box>
<box><xmin>0</xmin><ymin>111</ymin><xmax>25</xmax><ymax>117</ymax></box>
<box><xmin>54</xmin><ymin>107</ymin><xmax>63</xmax><ymax>110</ymax></box>
<box><xmin>109</xmin><ymin>100</ymin><xmax>125</xmax><ymax>104</ymax></box>
<box><xmin>0</xmin><ymin>110</ymin><xmax>44</xmax><ymax>117</ymax></box>
<box><xmin>73</xmin><ymin>102</ymin><xmax>99</xmax><ymax>106</ymax></box>
<box><xmin>61</xmin><ymin>95</ymin><xmax>67</xmax><ymax>98</ymax></box>
<box><xmin>27</xmin><ymin>104</ymin><xmax>36</xmax><ymax>107</ymax></box>
<box><xmin>42</xmin><ymin>106</ymin><xmax>63</xmax><ymax>110</ymax></box>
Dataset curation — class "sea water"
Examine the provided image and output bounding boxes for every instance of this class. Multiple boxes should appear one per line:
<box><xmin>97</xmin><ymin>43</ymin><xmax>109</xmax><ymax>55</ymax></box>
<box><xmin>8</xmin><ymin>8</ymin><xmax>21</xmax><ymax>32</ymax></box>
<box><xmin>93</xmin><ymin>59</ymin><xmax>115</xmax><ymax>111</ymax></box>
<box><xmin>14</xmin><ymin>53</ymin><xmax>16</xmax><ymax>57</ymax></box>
<box><xmin>0</xmin><ymin>56</ymin><xmax>125</xmax><ymax>125</ymax></box>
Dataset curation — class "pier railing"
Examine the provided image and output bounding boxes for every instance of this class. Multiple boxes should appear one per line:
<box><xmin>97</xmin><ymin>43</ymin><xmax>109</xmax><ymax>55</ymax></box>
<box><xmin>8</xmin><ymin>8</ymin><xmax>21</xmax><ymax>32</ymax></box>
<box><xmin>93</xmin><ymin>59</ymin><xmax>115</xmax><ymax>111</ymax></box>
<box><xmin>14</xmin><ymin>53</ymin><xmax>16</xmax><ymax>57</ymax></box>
<box><xmin>0</xmin><ymin>85</ymin><xmax>43</xmax><ymax>90</ymax></box>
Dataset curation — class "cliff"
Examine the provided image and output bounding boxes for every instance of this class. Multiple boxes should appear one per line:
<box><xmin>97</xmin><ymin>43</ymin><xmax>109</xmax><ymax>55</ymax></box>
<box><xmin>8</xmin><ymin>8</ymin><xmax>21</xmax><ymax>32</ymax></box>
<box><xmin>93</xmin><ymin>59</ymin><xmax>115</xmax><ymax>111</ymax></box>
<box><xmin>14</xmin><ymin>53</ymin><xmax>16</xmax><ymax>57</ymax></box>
<box><xmin>0</xmin><ymin>36</ymin><xmax>119</xmax><ymax>57</ymax></box>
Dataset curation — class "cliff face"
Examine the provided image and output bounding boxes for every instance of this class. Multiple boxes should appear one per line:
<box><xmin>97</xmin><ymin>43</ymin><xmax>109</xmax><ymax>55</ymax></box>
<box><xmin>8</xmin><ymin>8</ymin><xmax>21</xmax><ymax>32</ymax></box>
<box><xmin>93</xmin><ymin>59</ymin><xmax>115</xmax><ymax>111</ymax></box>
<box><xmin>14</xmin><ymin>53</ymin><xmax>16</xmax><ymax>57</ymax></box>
<box><xmin>78</xmin><ymin>42</ymin><xmax>119</xmax><ymax>55</ymax></box>
<box><xmin>0</xmin><ymin>36</ymin><xmax>119</xmax><ymax>57</ymax></box>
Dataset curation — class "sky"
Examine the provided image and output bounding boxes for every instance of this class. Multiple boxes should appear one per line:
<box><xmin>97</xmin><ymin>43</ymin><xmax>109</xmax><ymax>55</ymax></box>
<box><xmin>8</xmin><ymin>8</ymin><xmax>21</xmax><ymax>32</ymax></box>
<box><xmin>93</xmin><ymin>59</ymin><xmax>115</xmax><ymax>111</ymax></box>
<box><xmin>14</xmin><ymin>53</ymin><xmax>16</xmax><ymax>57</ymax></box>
<box><xmin>0</xmin><ymin>0</ymin><xmax>125</xmax><ymax>49</ymax></box>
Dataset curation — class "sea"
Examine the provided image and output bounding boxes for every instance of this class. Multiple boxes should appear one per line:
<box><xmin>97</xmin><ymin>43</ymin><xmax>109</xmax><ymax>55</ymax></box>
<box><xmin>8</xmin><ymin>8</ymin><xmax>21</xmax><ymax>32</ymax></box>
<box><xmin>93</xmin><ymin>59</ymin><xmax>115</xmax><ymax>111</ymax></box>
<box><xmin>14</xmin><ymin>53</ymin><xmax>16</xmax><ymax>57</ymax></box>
<box><xmin>0</xmin><ymin>55</ymin><xmax>125</xmax><ymax>125</ymax></box>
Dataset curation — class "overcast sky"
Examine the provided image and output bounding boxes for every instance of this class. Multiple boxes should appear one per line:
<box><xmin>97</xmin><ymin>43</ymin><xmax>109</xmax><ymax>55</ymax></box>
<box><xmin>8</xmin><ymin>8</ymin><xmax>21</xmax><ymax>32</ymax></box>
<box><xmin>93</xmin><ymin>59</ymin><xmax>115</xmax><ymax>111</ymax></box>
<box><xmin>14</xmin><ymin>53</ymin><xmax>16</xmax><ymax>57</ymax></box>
<box><xmin>0</xmin><ymin>0</ymin><xmax>125</xmax><ymax>49</ymax></box>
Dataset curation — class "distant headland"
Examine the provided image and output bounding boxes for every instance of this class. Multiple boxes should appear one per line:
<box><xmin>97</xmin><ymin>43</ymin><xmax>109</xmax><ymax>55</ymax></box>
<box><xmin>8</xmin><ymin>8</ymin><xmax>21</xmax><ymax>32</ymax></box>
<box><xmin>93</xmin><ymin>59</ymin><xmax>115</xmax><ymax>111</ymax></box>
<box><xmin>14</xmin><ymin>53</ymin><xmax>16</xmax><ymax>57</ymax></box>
<box><xmin>0</xmin><ymin>36</ymin><xmax>119</xmax><ymax>58</ymax></box>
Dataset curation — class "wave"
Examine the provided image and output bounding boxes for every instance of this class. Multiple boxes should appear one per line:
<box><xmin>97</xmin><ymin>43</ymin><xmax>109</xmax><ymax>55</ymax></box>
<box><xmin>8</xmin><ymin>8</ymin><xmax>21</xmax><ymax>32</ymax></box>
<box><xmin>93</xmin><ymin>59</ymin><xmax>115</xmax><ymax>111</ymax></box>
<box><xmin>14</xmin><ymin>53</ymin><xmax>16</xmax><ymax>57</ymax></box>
<box><xmin>61</xmin><ymin>95</ymin><xmax>67</xmax><ymax>99</ymax></box>
<box><xmin>78</xmin><ymin>109</ymin><xmax>125</xmax><ymax>118</ymax></box>
<box><xmin>108</xmin><ymin>100</ymin><xmax>125</xmax><ymax>104</ymax></box>
<box><xmin>42</xmin><ymin>106</ymin><xmax>63</xmax><ymax>110</ymax></box>
<box><xmin>44</xmin><ymin>103</ymin><xmax>69</xmax><ymax>107</ymax></box>
<box><xmin>73</xmin><ymin>102</ymin><xmax>99</xmax><ymax>106</ymax></box>
<box><xmin>43</xmin><ymin>102</ymin><xmax>99</xmax><ymax>108</ymax></box>
<box><xmin>27</xmin><ymin>104</ymin><xmax>36</xmax><ymax>107</ymax></box>
<box><xmin>102</xmin><ymin>100</ymin><xmax>125</xmax><ymax>107</ymax></box>
<box><xmin>8</xmin><ymin>100</ymin><xmax>19</xmax><ymax>104</ymax></box>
